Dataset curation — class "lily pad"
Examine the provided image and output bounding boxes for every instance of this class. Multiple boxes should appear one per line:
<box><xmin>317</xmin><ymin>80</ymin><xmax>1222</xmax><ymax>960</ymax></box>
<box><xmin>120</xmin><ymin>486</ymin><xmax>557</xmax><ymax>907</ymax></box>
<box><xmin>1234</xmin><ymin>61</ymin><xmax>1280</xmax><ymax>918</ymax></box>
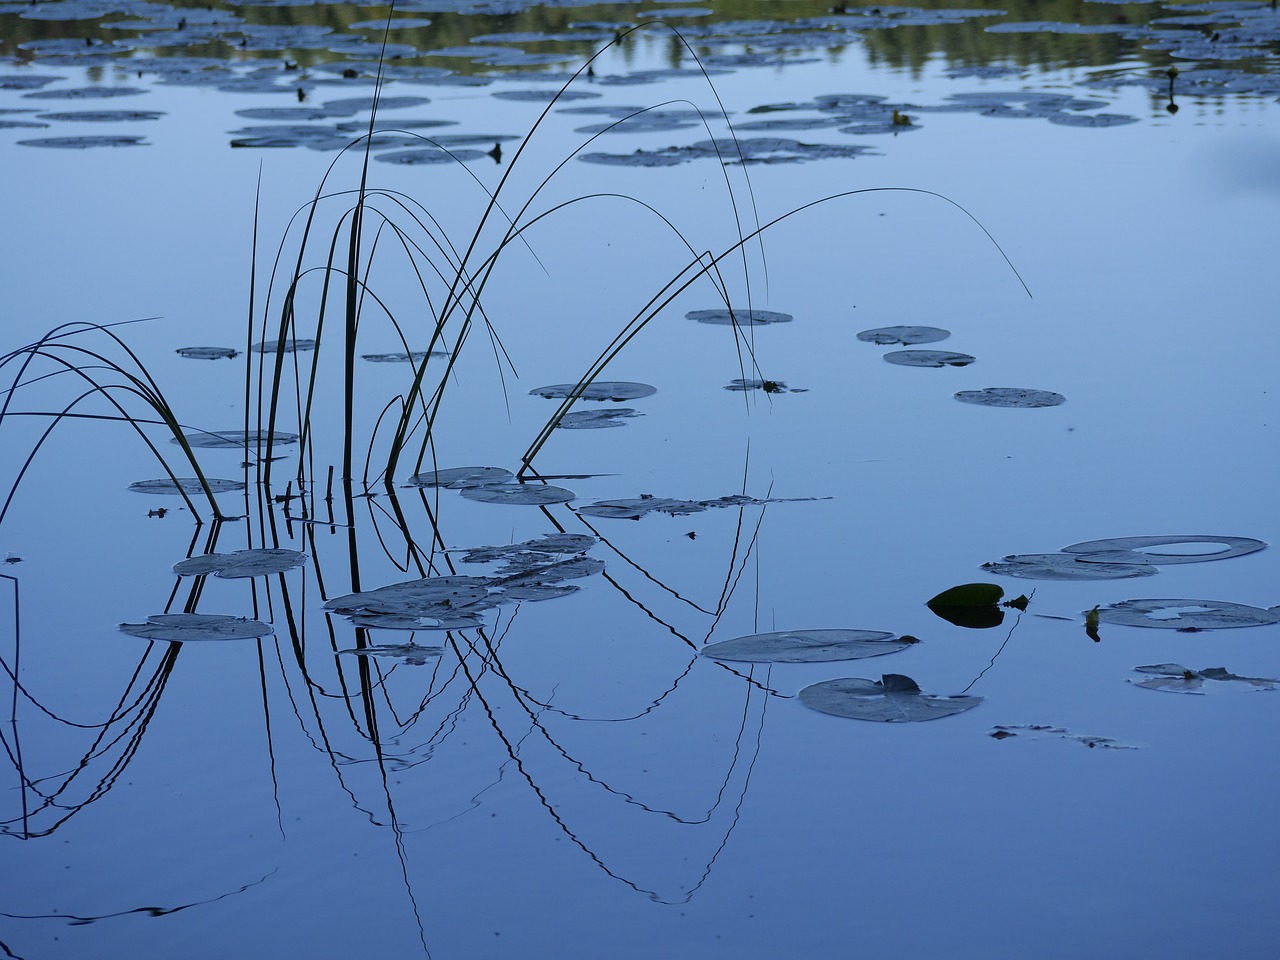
<box><xmin>407</xmin><ymin>466</ymin><xmax>513</xmax><ymax>488</ymax></box>
<box><xmin>128</xmin><ymin>478</ymin><xmax>245</xmax><ymax>495</ymax></box>
<box><xmin>530</xmin><ymin>381</ymin><xmax>656</xmax><ymax>402</ymax></box>
<box><xmin>338</xmin><ymin>643</ymin><xmax>443</xmax><ymax>665</ymax></box>
<box><xmin>326</xmin><ymin>575</ymin><xmax>492</xmax><ymax>619</ymax></box>
<box><xmin>702</xmin><ymin>628</ymin><xmax>914</xmax><ymax>663</ymax></box>
<box><xmin>18</xmin><ymin>135</ymin><xmax>146</xmax><ymax>148</ymax></box>
<box><xmin>118</xmin><ymin>614</ymin><xmax>273</xmax><ymax>642</ymax></box>
<box><xmin>989</xmin><ymin>724</ymin><xmax>1137</xmax><ymax>749</ymax></box>
<box><xmin>177</xmin><ymin>346</ymin><xmax>239</xmax><ymax>360</ymax></box>
<box><xmin>856</xmin><ymin>325</ymin><xmax>949</xmax><ymax>345</ymax></box>
<box><xmin>799</xmin><ymin>674</ymin><xmax>983</xmax><ymax>722</ymax></box>
<box><xmin>35</xmin><ymin>110</ymin><xmax>164</xmax><ymax>122</ymax></box>
<box><xmin>928</xmin><ymin>583</ymin><xmax>1004</xmax><ymax>606</ymax></box>
<box><xmin>981</xmin><ymin>553</ymin><xmax>1158</xmax><ymax>581</ymax></box>
<box><xmin>1130</xmin><ymin>663</ymin><xmax>1280</xmax><ymax>694</ymax></box>
<box><xmin>251</xmin><ymin>338</ymin><xmax>316</xmax><ymax>353</ymax></box>
<box><xmin>172</xmin><ymin>548</ymin><xmax>306</xmax><ymax>579</ymax></box>
<box><xmin>361</xmin><ymin>350</ymin><xmax>448</xmax><ymax>363</ymax></box>
<box><xmin>1061</xmin><ymin>535</ymin><xmax>1266</xmax><ymax>565</ymax></box>
<box><xmin>687</xmin><ymin>308</ymin><xmax>793</xmax><ymax>326</ymax></box>
<box><xmin>578</xmin><ymin>492</ymin><xmax>817</xmax><ymax>520</ymax></box>
<box><xmin>460</xmin><ymin>484</ymin><xmax>575</xmax><ymax>505</ymax></box>
<box><xmin>954</xmin><ymin>387</ymin><xmax>1066</xmax><ymax>408</ymax></box>
<box><xmin>456</xmin><ymin>533</ymin><xmax>597</xmax><ymax>564</ymax></box>
<box><xmin>174</xmin><ymin>429</ymin><xmax>299</xmax><ymax>448</ymax></box>
<box><xmin>883</xmin><ymin>350</ymin><xmax>975</xmax><ymax>367</ymax></box>
<box><xmin>1095</xmin><ymin>599</ymin><xmax>1280</xmax><ymax>630</ymax></box>
<box><xmin>556</xmin><ymin>408</ymin><xmax>642</xmax><ymax>429</ymax></box>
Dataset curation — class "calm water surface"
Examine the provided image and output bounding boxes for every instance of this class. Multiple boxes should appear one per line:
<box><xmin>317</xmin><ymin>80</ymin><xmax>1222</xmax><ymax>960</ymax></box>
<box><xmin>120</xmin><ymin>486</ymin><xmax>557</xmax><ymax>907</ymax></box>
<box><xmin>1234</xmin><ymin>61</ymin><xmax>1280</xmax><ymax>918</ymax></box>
<box><xmin>2</xmin><ymin>2</ymin><xmax>1279</xmax><ymax>957</ymax></box>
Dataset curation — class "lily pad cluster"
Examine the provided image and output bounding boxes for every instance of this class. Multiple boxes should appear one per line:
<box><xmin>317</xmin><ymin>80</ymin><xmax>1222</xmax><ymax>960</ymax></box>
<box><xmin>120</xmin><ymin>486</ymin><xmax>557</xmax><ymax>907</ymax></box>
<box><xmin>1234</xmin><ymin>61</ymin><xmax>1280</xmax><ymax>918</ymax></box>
<box><xmin>531</xmin><ymin>381</ymin><xmax>657</xmax><ymax>430</ymax></box>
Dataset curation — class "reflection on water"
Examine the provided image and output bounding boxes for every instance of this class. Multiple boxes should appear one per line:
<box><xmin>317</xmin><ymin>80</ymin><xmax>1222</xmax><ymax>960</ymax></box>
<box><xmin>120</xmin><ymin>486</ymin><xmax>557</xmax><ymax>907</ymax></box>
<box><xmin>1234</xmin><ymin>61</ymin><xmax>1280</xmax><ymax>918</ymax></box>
<box><xmin>2</xmin><ymin>0</ymin><xmax>1279</xmax><ymax>958</ymax></box>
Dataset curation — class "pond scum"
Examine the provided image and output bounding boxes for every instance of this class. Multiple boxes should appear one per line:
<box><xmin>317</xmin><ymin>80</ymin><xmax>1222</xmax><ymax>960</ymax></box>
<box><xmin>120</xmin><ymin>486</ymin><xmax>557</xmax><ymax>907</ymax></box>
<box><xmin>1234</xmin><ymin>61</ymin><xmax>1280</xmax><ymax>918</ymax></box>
<box><xmin>26</xmin><ymin>19</ymin><xmax>1254</xmax><ymax>949</ymax></box>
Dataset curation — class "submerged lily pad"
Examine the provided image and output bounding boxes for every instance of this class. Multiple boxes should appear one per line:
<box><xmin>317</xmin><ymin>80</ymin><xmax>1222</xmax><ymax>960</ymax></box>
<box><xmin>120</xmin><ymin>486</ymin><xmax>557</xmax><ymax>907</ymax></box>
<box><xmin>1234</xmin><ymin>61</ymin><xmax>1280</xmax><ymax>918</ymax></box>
<box><xmin>1061</xmin><ymin>535</ymin><xmax>1266</xmax><ymax>565</ymax></box>
<box><xmin>177</xmin><ymin>346</ymin><xmax>239</xmax><ymax>360</ymax></box>
<box><xmin>556</xmin><ymin>408</ymin><xmax>642</xmax><ymax>429</ymax></box>
<box><xmin>1095</xmin><ymin>599</ymin><xmax>1280</xmax><ymax>630</ymax></box>
<box><xmin>954</xmin><ymin>387</ymin><xmax>1066</xmax><ymax>408</ymax></box>
<box><xmin>856</xmin><ymin>325</ymin><xmax>949</xmax><ymax>345</ymax></box>
<box><xmin>686</xmin><ymin>308</ymin><xmax>793</xmax><ymax>326</ymax></box>
<box><xmin>172</xmin><ymin>548</ymin><xmax>306</xmax><ymax>579</ymax></box>
<box><xmin>799</xmin><ymin>674</ymin><xmax>983</xmax><ymax>722</ymax></box>
<box><xmin>702</xmin><ymin>628</ymin><xmax>913</xmax><ymax>663</ymax></box>
<box><xmin>128</xmin><ymin>477</ymin><xmax>245</xmax><ymax>495</ymax></box>
<box><xmin>460</xmin><ymin>483</ymin><xmax>575</xmax><ymax>505</ymax></box>
<box><xmin>883</xmin><ymin>350</ymin><xmax>975</xmax><ymax>367</ymax></box>
<box><xmin>119</xmin><ymin>613</ymin><xmax>273</xmax><ymax>642</ymax></box>
<box><xmin>407</xmin><ymin>466</ymin><xmax>513</xmax><ymax>488</ymax></box>
<box><xmin>530</xmin><ymin>381</ymin><xmax>656</xmax><ymax>402</ymax></box>
<box><xmin>175</xmin><ymin>429</ymin><xmax>299</xmax><ymax>448</ymax></box>
<box><xmin>1130</xmin><ymin>663</ymin><xmax>1280</xmax><ymax>694</ymax></box>
<box><xmin>981</xmin><ymin>553</ymin><xmax>1158</xmax><ymax>581</ymax></box>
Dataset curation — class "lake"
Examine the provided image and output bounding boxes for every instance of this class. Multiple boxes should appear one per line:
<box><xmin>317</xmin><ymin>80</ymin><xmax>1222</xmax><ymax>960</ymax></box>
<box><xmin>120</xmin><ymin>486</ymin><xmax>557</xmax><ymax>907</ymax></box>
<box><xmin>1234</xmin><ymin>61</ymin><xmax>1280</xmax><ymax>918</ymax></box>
<box><xmin>2</xmin><ymin>1</ymin><xmax>1279</xmax><ymax>957</ymax></box>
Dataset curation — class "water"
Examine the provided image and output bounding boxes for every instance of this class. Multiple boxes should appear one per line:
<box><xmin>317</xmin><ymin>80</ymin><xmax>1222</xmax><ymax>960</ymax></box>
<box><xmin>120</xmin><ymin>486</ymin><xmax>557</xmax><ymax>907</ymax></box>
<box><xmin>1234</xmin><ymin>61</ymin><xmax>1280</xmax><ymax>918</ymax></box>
<box><xmin>3</xmin><ymin>3</ymin><xmax>1279</xmax><ymax>958</ymax></box>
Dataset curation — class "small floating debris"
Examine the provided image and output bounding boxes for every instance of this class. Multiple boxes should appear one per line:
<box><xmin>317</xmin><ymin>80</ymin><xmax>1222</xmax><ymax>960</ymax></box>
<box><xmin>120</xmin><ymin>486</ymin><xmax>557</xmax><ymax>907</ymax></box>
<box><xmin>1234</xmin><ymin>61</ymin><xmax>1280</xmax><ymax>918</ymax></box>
<box><xmin>687</xmin><ymin>308</ymin><xmax>793</xmax><ymax>326</ymax></box>
<box><xmin>702</xmin><ymin>628</ymin><xmax>916</xmax><ymax>663</ymax></box>
<box><xmin>954</xmin><ymin>387</ymin><xmax>1066</xmax><ymax>408</ymax></box>
<box><xmin>128</xmin><ymin>477</ymin><xmax>245</xmax><ymax>495</ymax></box>
<box><xmin>856</xmin><ymin>325</ymin><xmax>949</xmax><ymax>345</ymax></box>
<box><xmin>556</xmin><ymin>408</ymin><xmax>642</xmax><ymax>429</ymax></box>
<box><xmin>724</xmin><ymin>378</ymin><xmax>803</xmax><ymax>393</ymax></box>
<box><xmin>530</xmin><ymin>381</ymin><xmax>656</xmax><ymax>402</ymax></box>
<box><xmin>172</xmin><ymin>548</ymin><xmax>306</xmax><ymax>579</ymax></box>
<box><xmin>1129</xmin><ymin>663</ymin><xmax>1280</xmax><ymax>694</ymax></box>
<box><xmin>800</xmin><ymin>674</ymin><xmax>983</xmax><ymax>722</ymax></box>
<box><xmin>883</xmin><ymin>350</ymin><xmax>975</xmax><ymax>367</ymax></box>
<box><xmin>177</xmin><ymin>346</ymin><xmax>239</xmax><ymax>360</ymax></box>
<box><xmin>1093</xmin><ymin>599</ymin><xmax>1280</xmax><ymax>630</ymax></box>
<box><xmin>118</xmin><ymin>613</ymin><xmax>273</xmax><ymax>642</ymax></box>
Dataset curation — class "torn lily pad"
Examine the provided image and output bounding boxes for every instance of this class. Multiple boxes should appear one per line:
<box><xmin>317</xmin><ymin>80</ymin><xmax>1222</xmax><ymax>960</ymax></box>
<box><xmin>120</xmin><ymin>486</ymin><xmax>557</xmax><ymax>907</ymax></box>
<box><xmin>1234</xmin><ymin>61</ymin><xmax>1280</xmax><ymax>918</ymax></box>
<box><xmin>1061</xmin><ymin>535</ymin><xmax>1266</xmax><ymax>565</ymax></box>
<box><xmin>177</xmin><ymin>346</ymin><xmax>239</xmax><ymax>360</ymax></box>
<box><xmin>883</xmin><ymin>350</ymin><xmax>975</xmax><ymax>367</ymax></box>
<box><xmin>407</xmin><ymin>466</ymin><xmax>513</xmax><ymax>488</ymax></box>
<box><xmin>856</xmin><ymin>325</ymin><xmax>949</xmax><ymax>345</ymax></box>
<box><xmin>800</xmin><ymin>674</ymin><xmax>983</xmax><ymax>722</ymax></box>
<box><xmin>1094</xmin><ymin>599</ymin><xmax>1280</xmax><ymax>630</ymax></box>
<box><xmin>981</xmin><ymin>553</ymin><xmax>1157</xmax><ymax>581</ymax></box>
<box><xmin>1130</xmin><ymin>663</ymin><xmax>1279</xmax><ymax>694</ymax></box>
<box><xmin>119</xmin><ymin>614</ymin><xmax>274</xmax><ymax>642</ymax></box>
<box><xmin>687</xmin><ymin>308</ymin><xmax>793</xmax><ymax>326</ymax></box>
<box><xmin>556</xmin><ymin>408</ymin><xmax>642</xmax><ymax>429</ymax></box>
<box><xmin>128</xmin><ymin>477</ymin><xmax>245</xmax><ymax>495</ymax></box>
<box><xmin>954</xmin><ymin>387</ymin><xmax>1065</xmax><ymax>408</ymax></box>
<box><xmin>460</xmin><ymin>483</ymin><xmax>575</xmax><ymax>505</ymax></box>
<box><xmin>172</xmin><ymin>548</ymin><xmax>306</xmax><ymax>579</ymax></box>
<box><xmin>702</xmin><ymin>628</ymin><xmax>915</xmax><ymax>663</ymax></box>
<box><xmin>530</xmin><ymin>381</ymin><xmax>656</xmax><ymax>402</ymax></box>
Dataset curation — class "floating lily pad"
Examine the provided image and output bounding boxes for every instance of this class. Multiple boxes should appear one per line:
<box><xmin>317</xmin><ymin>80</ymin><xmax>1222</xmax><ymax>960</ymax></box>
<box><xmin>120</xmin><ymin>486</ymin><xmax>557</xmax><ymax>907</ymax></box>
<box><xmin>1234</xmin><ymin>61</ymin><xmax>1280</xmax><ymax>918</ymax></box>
<box><xmin>35</xmin><ymin>110</ymin><xmax>164</xmax><ymax>122</ymax></box>
<box><xmin>177</xmin><ymin>346</ymin><xmax>239</xmax><ymax>360</ymax></box>
<box><xmin>1095</xmin><ymin>599</ymin><xmax>1280</xmax><ymax>630</ymax></box>
<box><xmin>989</xmin><ymin>724</ymin><xmax>1137</xmax><ymax>749</ymax></box>
<box><xmin>929</xmin><ymin>583</ymin><xmax>1004</xmax><ymax>607</ymax></box>
<box><xmin>556</xmin><ymin>408</ymin><xmax>642</xmax><ymax>429</ymax></box>
<box><xmin>856</xmin><ymin>325</ymin><xmax>949</xmax><ymax>345</ymax></box>
<box><xmin>883</xmin><ymin>350</ymin><xmax>975</xmax><ymax>367</ymax></box>
<box><xmin>1061</xmin><ymin>535</ymin><xmax>1266</xmax><ymax>565</ymax></box>
<box><xmin>686</xmin><ymin>308</ymin><xmax>793</xmax><ymax>326</ymax></box>
<box><xmin>981</xmin><ymin>553</ymin><xmax>1158</xmax><ymax>581</ymax></box>
<box><xmin>18</xmin><ymin>135</ymin><xmax>146</xmax><ymax>148</ymax></box>
<box><xmin>23</xmin><ymin>86</ymin><xmax>146</xmax><ymax>100</ymax></box>
<box><xmin>251</xmin><ymin>338</ymin><xmax>316</xmax><ymax>353</ymax></box>
<box><xmin>326</xmin><ymin>575</ymin><xmax>492</xmax><ymax>616</ymax></box>
<box><xmin>577</xmin><ymin>492</ymin><xmax>818</xmax><ymax>520</ymax></box>
<box><xmin>456</xmin><ymin>533</ymin><xmax>598</xmax><ymax>564</ymax></box>
<box><xmin>1130</xmin><ymin>663</ymin><xmax>1280</xmax><ymax>694</ymax></box>
<box><xmin>407</xmin><ymin>466</ymin><xmax>513</xmax><ymax>488</ymax></box>
<box><xmin>1047</xmin><ymin>112</ymin><xmax>1139</xmax><ymax>127</ymax></box>
<box><xmin>361</xmin><ymin>350</ymin><xmax>449</xmax><ymax>363</ymax></box>
<box><xmin>702</xmin><ymin>628</ymin><xmax>914</xmax><ymax>663</ymax></box>
<box><xmin>799</xmin><ymin>674</ymin><xmax>983</xmax><ymax>722</ymax></box>
<box><xmin>374</xmin><ymin>148</ymin><xmax>487</xmax><ymax>165</ymax></box>
<box><xmin>119</xmin><ymin>614</ymin><xmax>273</xmax><ymax>642</ymax></box>
<box><xmin>460</xmin><ymin>483</ymin><xmax>575</xmax><ymax>505</ymax></box>
<box><xmin>338</xmin><ymin>643</ymin><xmax>442</xmax><ymax>665</ymax></box>
<box><xmin>174</xmin><ymin>429</ymin><xmax>299</xmax><ymax>448</ymax></box>
<box><xmin>172</xmin><ymin>548</ymin><xmax>306</xmax><ymax>579</ymax></box>
<box><xmin>128</xmin><ymin>478</ymin><xmax>245</xmax><ymax>495</ymax></box>
<box><xmin>954</xmin><ymin>387</ymin><xmax>1066</xmax><ymax>408</ymax></box>
<box><xmin>530</xmin><ymin>381</ymin><xmax>656</xmax><ymax>402</ymax></box>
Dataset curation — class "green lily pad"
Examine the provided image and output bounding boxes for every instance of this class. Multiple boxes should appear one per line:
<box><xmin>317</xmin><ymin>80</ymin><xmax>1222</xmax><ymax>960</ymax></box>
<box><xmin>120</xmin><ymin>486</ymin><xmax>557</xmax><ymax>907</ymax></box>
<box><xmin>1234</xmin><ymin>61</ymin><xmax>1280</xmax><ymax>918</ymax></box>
<box><xmin>172</xmin><ymin>548</ymin><xmax>306</xmax><ymax>579</ymax></box>
<box><xmin>928</xmin><ymin>583</ymin><xmax>1004</xmax><ymax>606</ymax></box>
<box><xmin>702</xmin><ymin>628</ymin><xmax>914</xmax><ymax>663</ymax></box>
<box><xmin>799</xmin><ymin>674</ymin><xmax>983</xmax><ymax>722</ymax></box>
<box><xmin>1094</xmin><ymin>599</ymin><xmax>1280</xmax><ymax>630</ymax></box>
<box><xmin>119</xmin><ymin>613</ymin><xmax>274</xmax><ymax>642</ymax></box>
